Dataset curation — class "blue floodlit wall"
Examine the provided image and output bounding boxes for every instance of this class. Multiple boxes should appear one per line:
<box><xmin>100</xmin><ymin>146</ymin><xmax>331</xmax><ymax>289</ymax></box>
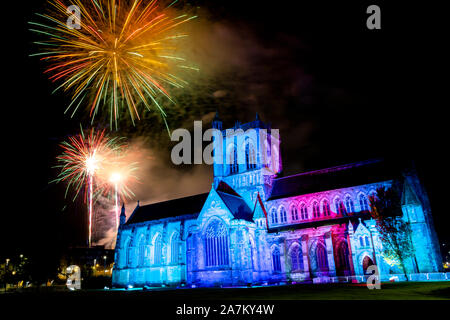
<box><xmin>112</xmin><ymin>119</ymin><xmax>443</xmax><ymax>288</ymax></box>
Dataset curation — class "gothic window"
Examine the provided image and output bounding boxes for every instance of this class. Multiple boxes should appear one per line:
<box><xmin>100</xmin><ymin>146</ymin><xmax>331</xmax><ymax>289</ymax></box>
<box><xmin>228</xmin><ymin>145</ymin><xmax>238</xmax><ymax>174</ymax></box>
<box><xmin>272</xmin><ymin>246</ymin><xmax>282</xmax><ymax>273</ymax></box>
<box><xmin>126</xmin><ymin>238</ymin><xmax>133</xmax><ymax>267</ymax></box>
<box><xmin>205</xmin><ymin>220</ymin><xmax>229</xmax><ymax>267</ymax></box>
<box><xmin>272</xmin><ymin>146</ymin><xmax>280</xmax><ymax>172</ymax></box>
<box><xmin>290</xmin><ymin>245</ymin><xmax>303</xmax><ymax>271</ymax></box>
<box><xmin>316</xmin><ymin>243</ymin><xmax>329</xmax><ymax>271</ymax></box>
<box><xmin>170</xmin><ymin>233</ymin><xmax>180</xmax><ymax>264</ymax></box>
<box><xmin>313</xmin><ymin>201</ymin><xmax>320</xmax><ymax>218</ymax></box>
<box><xmin>359</xmin><ymin>237</ymin><xmax>364</xmax><ymax>247</ymax></box>
<box><xmin>153</xmin><ymin>234</ymin><xmax>162</xmax><ymax>265</ymax></box>
<box><xmin>291</xmin><ymin>206</ymin><xmax>299</xmax><ymax>221</ymax></box>
<box><xmin>245</xmin><ymin>138</ymin><xmax>257</xmax><ymax>170</ymax></box>
<box><xmin>340</xmin><ymin>202</ymin><xmax>347</xmax><ymax>215</ymax></box>
<box><xmin>345</xmin><ymin>196</ymin><xmax>354</xmax><ymax>214</ymax></box>
<box><xmin>263</xmin><ymin>140</ymin><xmax>271</xmax><ymax>169</ymax></box>
<box><xmin>279</xmin><ymin>206</ymin><xmax>287</xmax><ymax>223</ymax></box>
<box><xmin>138</xmin><ymin>235</ymin><xmax>146</xmax><ymax>266</ymax></box>
<box><xmin>300</xmin><ymin>203</ymin><xmax>308</xmax><ymax>220</ymax></box>
<box><xmin>270</xmin><ymin>208</ymin><xmax>278</xmax><ymax>224</ymax></box>
<box><xmin>365</xmin><ymin>236</ymin><xmax>370</xmax><ymax>247</ymax></box>
<box><xmin>336</xmin><ymin>242</ymin><xmax>351</xmax><ymax>276</ymax></box>
<box><xmin>335</xmin><ymin>198</ymin><xmax>346</xmax><ymax>216</ymax></box>
<box><xmin>322</xmin><ymin>200</ymin><xmax>331</xmax><ymax>216</ymax></box>
<box><xmin>359</xmin><ymin>194</ymin><xmax>369</xmax><ymax>211</ymax></box>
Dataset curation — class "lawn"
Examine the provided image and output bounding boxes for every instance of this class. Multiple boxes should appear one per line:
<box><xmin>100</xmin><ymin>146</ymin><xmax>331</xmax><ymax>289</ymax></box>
<box><xmin>79</xmin><ymin>281</ymin><xmax>450</xmax><ymax>300</ymax></box>
<box><xmin>4</xmin><ymin>281</ymin><xmax>449</xmax><ymax>300</ymax></box>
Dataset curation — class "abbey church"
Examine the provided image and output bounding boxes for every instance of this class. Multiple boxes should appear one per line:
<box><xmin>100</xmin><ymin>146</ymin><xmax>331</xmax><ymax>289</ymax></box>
<box><xmin>112</xmin><ymin>115</ymin><xmax>443</xmax><ymax>288</ymax></box>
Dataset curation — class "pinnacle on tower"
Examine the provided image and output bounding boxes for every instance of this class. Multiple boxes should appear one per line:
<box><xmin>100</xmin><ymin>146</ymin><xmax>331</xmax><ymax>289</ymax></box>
<box><xmin>119</xmin><ymin>203</ymin><xmax>127</xmax><ymax>226</ymax></box>
<box><xmin>212</xmin><ymin>111</ymin><xmax>222</xmax><ymax>130</ymax></box>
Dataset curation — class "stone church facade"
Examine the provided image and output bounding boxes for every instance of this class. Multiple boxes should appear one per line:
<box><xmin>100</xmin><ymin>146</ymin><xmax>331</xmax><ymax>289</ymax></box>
<box><xmin>112</xmin><ymin>115</ymin><xmax>443</xmax><ymax>288</ymax></box>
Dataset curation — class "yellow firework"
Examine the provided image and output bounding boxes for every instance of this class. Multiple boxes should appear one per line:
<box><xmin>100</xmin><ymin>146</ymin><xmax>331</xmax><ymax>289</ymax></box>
<box><xmin>30</xmin><ymin>0</ymin><xmax>197</xmax><ymax>129</ymax></box>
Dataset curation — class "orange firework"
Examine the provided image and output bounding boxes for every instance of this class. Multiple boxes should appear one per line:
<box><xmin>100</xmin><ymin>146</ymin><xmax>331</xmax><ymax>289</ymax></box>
<box><xmin>30</xmin><ymin>0</ymin><xmax>197</xmax><ymax>129</ymax></box>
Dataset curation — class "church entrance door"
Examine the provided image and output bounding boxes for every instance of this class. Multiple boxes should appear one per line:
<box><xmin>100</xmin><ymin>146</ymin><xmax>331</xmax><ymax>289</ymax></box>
<box><xmin>362</xmin><ymin>256</ymin><xmax>374</xmax><ymax>274</ymax></box>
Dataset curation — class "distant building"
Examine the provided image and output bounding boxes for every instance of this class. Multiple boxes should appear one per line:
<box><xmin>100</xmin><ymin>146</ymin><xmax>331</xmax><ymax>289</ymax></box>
<box><xmin>112</xmin><ymin>115</ymin><xmax>443</xmax><ymax>288</ymax></box>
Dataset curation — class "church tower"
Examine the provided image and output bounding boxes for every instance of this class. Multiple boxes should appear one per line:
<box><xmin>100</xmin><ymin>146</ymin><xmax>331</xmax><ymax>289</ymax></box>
<box><xmin>212</xmin><ymin>113</ymin><xmax>282</xmax><ymax>207</ymax></box>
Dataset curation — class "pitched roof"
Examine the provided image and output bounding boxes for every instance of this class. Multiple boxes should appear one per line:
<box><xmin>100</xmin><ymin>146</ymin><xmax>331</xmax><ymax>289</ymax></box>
<box><xmin>126</xmin><ymin>193</ymin><xmax>209</xmax><ymax>224</ymax></box>
<box><xmin>216</xmin><ymin>180</ymin><xmax>241</xmax><ymax>197</ymax></box>
<box><xmin>216</xmin><ymin>191</ymin><xmax>254</xmax><ymax>222</ymax></box>
<box><xmin>268</xmin><ymin>159</ymin><xmax>403</xmax><ymax>200</ymax></box>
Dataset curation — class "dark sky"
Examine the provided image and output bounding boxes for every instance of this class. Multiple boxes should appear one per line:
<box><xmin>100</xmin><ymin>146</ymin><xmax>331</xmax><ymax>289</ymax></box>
<box><xmin>2</xmin><ymin>0</ymin><xmax>448</xmax><ymax>262</ymax></box>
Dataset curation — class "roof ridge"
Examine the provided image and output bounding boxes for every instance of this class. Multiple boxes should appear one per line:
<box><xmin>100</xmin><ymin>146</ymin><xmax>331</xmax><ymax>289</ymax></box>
<box><xmin>216</xmin><ymin>190</ymin><xmax>243</xmax><ymax>200</ymax></box>
<box><xmin>274</xmin><ymin>158</ymin><xmax>384</xmax><ymax>181</ymax></box>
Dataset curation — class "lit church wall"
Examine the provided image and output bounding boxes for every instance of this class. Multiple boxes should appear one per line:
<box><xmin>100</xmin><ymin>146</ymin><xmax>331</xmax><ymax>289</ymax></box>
<box><xmin>112</xmin><ymin>116</ymin><xmax>444</xmax><ymax>288</ymax></box>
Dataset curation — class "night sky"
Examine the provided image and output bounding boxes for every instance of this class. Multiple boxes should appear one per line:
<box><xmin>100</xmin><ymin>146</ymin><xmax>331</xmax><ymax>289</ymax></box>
<box><xmin>2</xmin><ymin>0</ymin><xmax>448</xmax><ymax>265</ymax></box>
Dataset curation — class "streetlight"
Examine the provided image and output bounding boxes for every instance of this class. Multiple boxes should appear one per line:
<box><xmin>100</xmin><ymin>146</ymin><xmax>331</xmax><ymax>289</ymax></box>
<box><xmin>103</xmin><ymin>256</ymin><xmax>107</xmax><ymax>274</ymax></box>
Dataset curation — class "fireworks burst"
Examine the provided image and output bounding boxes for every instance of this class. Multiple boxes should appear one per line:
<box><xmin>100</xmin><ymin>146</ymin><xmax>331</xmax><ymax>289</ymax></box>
<box><xmin>53</xmin><ymin>127</ymin><xmax>125</xmax><ymax>200</ymax></box>
<box><xmin>30</xmin><ymin>0</ymin><xmax>197</xmax><ymax>130</ymax></box>
<box><xmin>53</xmin><ymin>127</ymin><xmax>126</xmax><ymax>246</ymax></box>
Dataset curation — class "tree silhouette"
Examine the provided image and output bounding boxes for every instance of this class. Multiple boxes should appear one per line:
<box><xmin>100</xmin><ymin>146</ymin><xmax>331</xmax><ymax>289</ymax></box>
<box><xmin>369</xmin><ymin>186</ymin><xmax>414</xmax><ymax>281</ymax></box>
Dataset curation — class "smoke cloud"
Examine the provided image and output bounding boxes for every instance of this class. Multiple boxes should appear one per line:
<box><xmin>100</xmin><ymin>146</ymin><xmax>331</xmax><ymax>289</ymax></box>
<box><xmin>93</xmin><ymin>137</ymin><xmax>212</xmax><ymax>248</ymax></box>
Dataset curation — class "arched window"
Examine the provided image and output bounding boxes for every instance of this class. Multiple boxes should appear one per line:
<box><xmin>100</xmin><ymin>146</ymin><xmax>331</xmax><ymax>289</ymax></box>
<box><xmin>170</xmin><ymin>233</ymin><xmax>180</xmax><ymax>264</ymax></box>
<box><xmin>368</xmin><ymin>191</ymin><xmax>377</xmax><ymax>207</ymax></box>
<box><xmin>272</xmin><ymin>247</ymin><xmax>282</xmax><ymax>273</ymax></box>
<box><xmin>126</xmin><ymin>239</ymin><xmax>133</xmax><ymax>267</ymax></box>
<box><xmin>300</xmin><ymin>204</ymin><xmax>308</xmax><ymax>220</ymax></box>
<box><xmin>316</xmin><ymin>243</ymin><xmax>329</xmax><ymax>271</ymax></box>
<box><xmin>153</xmin><ymin>234</ymin><xmax>162</xmax><ymax>265</ymax></box>
<box><xmin>272</xmin><ymin>146</ymin><xmax>280</xmax><ymax>172</ymax></box>
<box><xmin>359</xmin><ymin>194</ymin><xmax>369</xmax><ymax>211</ymax></box>
<box><xmin>205</xmin><ymin>220</ymin><xmax>229</xmax><ymax>267</ymax></box>
<box><xmin>313</xmin><ymin>201</ymin><xmax>320</xmax><ymax>218</ymax></box>
<box><xmin>345</xmin><ymin>196</ymin><xmax>354</xmax><ymax>214</ymax></box>
<box><xmin>365</xmin><ymin>236</ymin><xmax>370</xmax><ymax>247</ymax></box>
<box><xmin>279</xmin><ymin>207</ymin><xmax>287</xmax><ymax>223</ymax></box>
<box><xmin>322</xmin><ymin>200</ymin><xmax>331</xmax><ymax>216</ymax></box>
<box><xmin>291</xmin><ymin>206</ymin><xmax>299</xmax><ymax>221</ymax></box>
<box><xmin>290</xmin><ymin>245</ymin><xmax>303</xmax><ymax>271</ymax></box>
<box><xmin>228</xmin><ymin>145</ymin><xmax>238</xmax><ymax>174</ymax></box>
<box><xmin>335</xmin><ymin>198</ymin><xmax>346</xmax><ymax>216</ymax></box>
<box><xmin>138</xmin><ymin>236</ymin><xmax>146</xmax><ymax>266</ymax></box>
<box><xmin>245</xmin><ymin>139</ymin><xmax>257</xmax><ymax>170</ymax></box>
<box><xmin>359</xmin><ymin>237</ymin><xmax>364</xmax><ymax>247</ymax></box>
<box><xmin>270</xmin><ymin>208</ymin><xmax>278</xmax><ymax>224</ymax></box>
<box><xmin>336</xmin><ymin>242</ymin><xmax>351</xmax><ymax>276</ymax></box>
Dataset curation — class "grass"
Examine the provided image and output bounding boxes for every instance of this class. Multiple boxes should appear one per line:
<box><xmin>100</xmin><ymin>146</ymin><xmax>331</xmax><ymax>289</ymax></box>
<box><xmin>5</xmin><ymin>281</ymin><xmax>450</xmax><ymax>300</ymax></box>
<box><xmin>75</xmin><ymin>281</ymin><xmax>450</xmax><ymax>300</ymax></box>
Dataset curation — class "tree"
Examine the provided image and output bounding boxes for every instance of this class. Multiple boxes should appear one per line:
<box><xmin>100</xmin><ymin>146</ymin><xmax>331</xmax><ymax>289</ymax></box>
<box><xmin>369</xmin><ymin>186</ymin><xmax>415</xmax><ymax>281</ymax></box>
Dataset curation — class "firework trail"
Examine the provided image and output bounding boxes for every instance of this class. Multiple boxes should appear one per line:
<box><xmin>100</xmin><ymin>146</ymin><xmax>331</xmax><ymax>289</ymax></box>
<box><xmin>30</xmin><ymin>0</ymin><xmax>197</xmax><ymax>130</ymax></box>
<box><xmin>53</xmin><ymin>127</ymin><xmax>125</xmax><ymax>246</ymax></box>
<box><xmin>98</xmin><ymin>150</ymin><xmax>139</xmax><ymax>230</ymax></box>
